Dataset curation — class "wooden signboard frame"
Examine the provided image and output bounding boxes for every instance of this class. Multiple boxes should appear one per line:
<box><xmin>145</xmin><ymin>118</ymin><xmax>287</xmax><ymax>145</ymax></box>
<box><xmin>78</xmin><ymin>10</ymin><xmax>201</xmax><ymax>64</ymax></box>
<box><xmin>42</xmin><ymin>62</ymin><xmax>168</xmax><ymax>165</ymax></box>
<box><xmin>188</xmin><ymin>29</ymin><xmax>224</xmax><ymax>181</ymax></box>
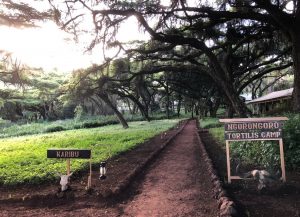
<box><xmin>219</xmin><ymin>117</ymin><xmax>288</xmax><ymax>184</ymax></box>
<box><xmin>47</xmin><ymin>149</ymin><xmax>93</xmax><ymax>188</ymax></box>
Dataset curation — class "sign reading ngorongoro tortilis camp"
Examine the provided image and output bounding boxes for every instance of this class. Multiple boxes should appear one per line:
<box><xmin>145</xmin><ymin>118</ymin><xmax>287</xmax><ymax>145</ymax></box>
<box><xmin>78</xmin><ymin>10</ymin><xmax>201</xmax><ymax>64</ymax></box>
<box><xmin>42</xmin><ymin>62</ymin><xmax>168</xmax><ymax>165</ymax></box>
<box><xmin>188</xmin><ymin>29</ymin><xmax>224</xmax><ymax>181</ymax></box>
<box><xmin>47</xmin><ymin>149</ymin><xmax>91</xmax><ymax>159</ymax></box>
<box><xmin>219</xmin><ymin>117</ymin><xmax>288</xmax><ymax>184</ymax></box>
<box><xmin>224</xmin><ymin>120</ymin><xmax>284</xmax><ymax>140</ymax></box>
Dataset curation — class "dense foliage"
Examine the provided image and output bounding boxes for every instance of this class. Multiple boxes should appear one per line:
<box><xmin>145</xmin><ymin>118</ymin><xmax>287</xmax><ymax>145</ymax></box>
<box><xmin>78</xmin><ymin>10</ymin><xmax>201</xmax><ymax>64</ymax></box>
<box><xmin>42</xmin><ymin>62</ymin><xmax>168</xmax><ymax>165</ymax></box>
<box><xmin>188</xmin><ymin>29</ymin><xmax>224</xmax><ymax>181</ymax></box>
<box><xmin>283</xmin><ymin>114</ymin><xmax>300</xmax><ymax>170</ymax></box>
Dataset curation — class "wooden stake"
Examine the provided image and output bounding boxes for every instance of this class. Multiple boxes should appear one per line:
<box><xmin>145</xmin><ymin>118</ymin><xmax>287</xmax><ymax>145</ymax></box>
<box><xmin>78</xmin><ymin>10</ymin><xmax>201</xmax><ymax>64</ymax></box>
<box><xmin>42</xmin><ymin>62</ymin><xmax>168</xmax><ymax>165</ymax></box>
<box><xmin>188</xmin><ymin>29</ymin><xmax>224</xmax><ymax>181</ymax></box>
<box><xmin>279</xmin><ymin>139</ymin><xmax>286</xmax><ymax>182</ymax></box>
<box><xmin>88</xmin><ymin>157</ymin><xmax>92</xmax><ymax>188</ymax></box>
<box><xmin>226</xmin><ymin>140</ymin><xmax>231</xmax><ymax>184</ymax></box>
<box><xmin>66</xmin><ymin>159</ymin><xmax>71</xmax><ymax>175</ymax></box>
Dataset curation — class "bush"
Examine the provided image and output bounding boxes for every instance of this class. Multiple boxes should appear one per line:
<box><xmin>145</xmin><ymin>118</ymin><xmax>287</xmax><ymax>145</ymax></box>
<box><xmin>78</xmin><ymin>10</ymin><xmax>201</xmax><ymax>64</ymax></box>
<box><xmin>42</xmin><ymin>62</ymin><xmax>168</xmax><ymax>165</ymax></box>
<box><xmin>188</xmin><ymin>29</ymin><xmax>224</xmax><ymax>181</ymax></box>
<box><xmin>231</xmin><ymin>141</ymin><xmax>280</xmax><ymax>170</ymax></box>
<box><xmin>73</xmin><ymin>124</ymin><xmax>83</xmax><ymax>129</ymax></box>
<box><xmin>45</xmin><ymin>126</ymin><xmax>66</xmax><ymax>133</ymax></box>
<box><xmin>283</xmin><ymin>114</ymin><xmax>300</xmax><ymax>170</ymax></box>
<box><xmin>82</xmin><ymin>121</ymin><xmax>102</xmax><ymax>128</ymax></box>
<box><xmin>82</xmin><ymin>120</ymin><xmax>119</xmax><ymax>128</ymax></box>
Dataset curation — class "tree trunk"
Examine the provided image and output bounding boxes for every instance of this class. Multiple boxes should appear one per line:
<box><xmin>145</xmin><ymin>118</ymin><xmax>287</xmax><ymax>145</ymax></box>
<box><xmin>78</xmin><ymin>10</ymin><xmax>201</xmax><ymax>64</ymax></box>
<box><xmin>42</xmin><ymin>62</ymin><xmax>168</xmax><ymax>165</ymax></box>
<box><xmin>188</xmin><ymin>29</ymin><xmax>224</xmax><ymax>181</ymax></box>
<box><xmin>125</xmin><ymin>99</ymin><xmax>133</xmax><ymax>115</ymax></box>
<box><xmin>209</xmin><ymin>97</ymin><xmax>221</xmax><ymax>118</ymax></box>
<box><xmin>191</xmin><ymin>101</ymin><xmax>194</xmax><ymax>118</ymax></box>
<box><xmin>219</xmin><ymin>80</ymin><xmax>248</xmax><ymax>117</ymax></box>
<box><xmin>172</xmin><ymin>100</ymin><xmax>175</xmax><ymax>113</ymax></box>
<box><xmin>291</xmin><ymin>29</ymin><xmax>300</xmax><ymax>112</ymax></box>
<box><xmin>205</xmin><ymin>48</ymin><xmax>249</xmax><ymax>117</ymax></box>
<box><xmin>166</xmin><ymin>82</ymin><xmax>170</xmax><ymax>119</ymax></box>
<box><xmin>195</xmin><ymin>103</ymin><xmax>199</xmax><ymax>116</ymax></box>
<box><xmin>226</xmin><ymin>105</ymin><xmax>234</xmax><ymax>118</ymax></box>
<box><xmin>177</xmin><ymin>98</ymin><xmax>181</xmax><ymax>117</ymax></box>
<box><xmin>126</xmin><ymin>94</ymin><xmax>150</xmax><ymax>121</ymax></box>
<box><xmin>98</xmin><ymin>93</ymin><xmax>129</xmax><ymax>129</ymax></box>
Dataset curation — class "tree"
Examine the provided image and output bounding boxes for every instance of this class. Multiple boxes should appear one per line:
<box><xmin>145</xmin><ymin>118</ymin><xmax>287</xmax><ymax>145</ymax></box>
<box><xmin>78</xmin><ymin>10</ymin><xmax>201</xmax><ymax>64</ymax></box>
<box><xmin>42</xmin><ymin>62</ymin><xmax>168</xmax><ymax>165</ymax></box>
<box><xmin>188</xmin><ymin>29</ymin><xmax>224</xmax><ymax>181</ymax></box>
<box><xmin>4</xmin><ymin>0</ymin><xmax>296</xmax><ymax>115</ymax></box>
<box><xmin>0</xmin><ymin>0</ymin><xmax>52</xmax><ymax>27</ymax></box>
<box><xmin>248</xmin><ymin>0</ymin><xmax>300</xmax><ymax>111</ymax></box>
<box><xmin>65</xmin><ymin>64</ymin><xmax>130</xmax><ymax>128</ymax></box>
<box><xmin>50</xmin><ymin>0</ymin><xmax>294</xmax><ymax>116</ymax></box>
<box><xmin>0</xmin><ymin>62</ymin><xmax>66</xmax><ymax>122</ymax></box>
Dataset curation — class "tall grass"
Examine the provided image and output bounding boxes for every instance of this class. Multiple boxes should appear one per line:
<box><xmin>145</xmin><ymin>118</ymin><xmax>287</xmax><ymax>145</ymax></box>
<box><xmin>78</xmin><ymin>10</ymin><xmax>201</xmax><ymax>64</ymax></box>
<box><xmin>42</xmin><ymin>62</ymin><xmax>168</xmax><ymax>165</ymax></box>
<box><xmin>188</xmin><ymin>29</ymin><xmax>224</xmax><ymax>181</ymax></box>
<box><xmin>0</xmin><ymin>119</ymin><xmax>181</xmax><ymax>186</ymax></box>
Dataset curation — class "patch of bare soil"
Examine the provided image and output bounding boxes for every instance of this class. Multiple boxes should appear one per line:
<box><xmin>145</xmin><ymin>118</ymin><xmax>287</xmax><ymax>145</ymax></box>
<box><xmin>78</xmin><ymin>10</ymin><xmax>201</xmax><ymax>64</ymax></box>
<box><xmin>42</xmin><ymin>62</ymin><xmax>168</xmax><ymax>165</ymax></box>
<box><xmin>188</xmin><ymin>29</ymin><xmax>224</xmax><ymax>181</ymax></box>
<box><xmin>0</xmin><ymin>120</ymin><xmax>219</xmax><ymax>217</ymax></box>
<box><xmin>200</xmin><ymin>130</ymin><xmax>300</xmax><ymax>217</ymax></box>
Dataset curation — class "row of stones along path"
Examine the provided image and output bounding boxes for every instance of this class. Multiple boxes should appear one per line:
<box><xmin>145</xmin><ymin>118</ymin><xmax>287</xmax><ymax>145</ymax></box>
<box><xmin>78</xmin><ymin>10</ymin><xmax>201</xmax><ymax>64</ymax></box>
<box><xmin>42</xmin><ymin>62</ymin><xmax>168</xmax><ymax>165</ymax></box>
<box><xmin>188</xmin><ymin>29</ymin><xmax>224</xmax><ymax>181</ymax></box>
<box><xmin>1</xmin><ymin>120</ymin><xmax>219</xmax><ymax>217</ymax></box>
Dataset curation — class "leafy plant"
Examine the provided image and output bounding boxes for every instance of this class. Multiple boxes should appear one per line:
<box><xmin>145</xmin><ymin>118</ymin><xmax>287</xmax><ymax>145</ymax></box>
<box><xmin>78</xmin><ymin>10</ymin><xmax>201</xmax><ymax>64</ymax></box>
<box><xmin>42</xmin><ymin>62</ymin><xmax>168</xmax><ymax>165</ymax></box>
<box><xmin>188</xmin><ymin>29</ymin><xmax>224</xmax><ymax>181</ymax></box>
<box><xmin>283</xmin><ymin>114</ymin><xmax>300</xmax><ymax>170</ymax></box>
<box><xmin>230</xmin><ymin>141</ymin><xmax>280</xmax><ymax>169</ymax></box>
<box><xmin>45</xmin><ymin>126</ymin><xmax>66</xmax><ymax>133</ymax></box>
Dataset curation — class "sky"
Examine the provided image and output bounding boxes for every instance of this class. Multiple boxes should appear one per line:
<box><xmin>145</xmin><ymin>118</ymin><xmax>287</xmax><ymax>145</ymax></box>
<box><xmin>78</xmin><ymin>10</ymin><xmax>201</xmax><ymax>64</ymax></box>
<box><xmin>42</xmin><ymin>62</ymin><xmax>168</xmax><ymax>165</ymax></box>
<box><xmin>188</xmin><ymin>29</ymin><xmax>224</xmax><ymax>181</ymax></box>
<box><xmin>0</xmin><ymin>17</ymin><xmax>148</xmax><ymax>73</ymax></box>
<box><xmin>0</xmin><ymin>0</ymin><xmax>178</xmax><ymax>73</ymax></box>
<box><xmin>0</xmin><ymin>0</ymin><xmax>294</xmax><ymax>73</ymax></box>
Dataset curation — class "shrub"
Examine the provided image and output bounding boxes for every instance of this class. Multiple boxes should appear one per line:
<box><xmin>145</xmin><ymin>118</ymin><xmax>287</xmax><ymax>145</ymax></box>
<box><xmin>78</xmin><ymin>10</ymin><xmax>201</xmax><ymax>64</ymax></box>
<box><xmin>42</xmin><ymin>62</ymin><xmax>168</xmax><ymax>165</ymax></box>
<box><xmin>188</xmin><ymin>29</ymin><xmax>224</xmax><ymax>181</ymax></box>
<box><xmin>231</xmin><ymin>141</ymin><xmax>280</xmax><ymax>170</ymax></box>
<box><xmin>45</xmin><ymin>126</ymin><xmax>66</xmax><ymax>133</ymax></box>
<box><xmin>283</xmin><ymin>114</ymin><xmax>300</xmax><ymax>170</ymax></box>
<box><xmin>82</xmin><ymin>120</ymin><xmax>119</xmax><ymax>128</ymax></box>
<box><xmin>73</xmin><ymin>124</ymin><xmax>83</xmax><ymax>129</ymax></box>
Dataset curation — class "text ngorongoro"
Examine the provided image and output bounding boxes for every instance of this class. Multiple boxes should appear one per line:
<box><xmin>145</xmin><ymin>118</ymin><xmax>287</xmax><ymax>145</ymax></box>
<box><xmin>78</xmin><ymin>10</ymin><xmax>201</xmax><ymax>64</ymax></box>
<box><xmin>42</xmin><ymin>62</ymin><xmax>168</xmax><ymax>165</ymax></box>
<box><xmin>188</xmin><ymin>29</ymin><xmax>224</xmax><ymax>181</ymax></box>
<box><xmin>224</xmin><ymin>121</ymin><xmax>283</xmax><ymax>140</ymax></box>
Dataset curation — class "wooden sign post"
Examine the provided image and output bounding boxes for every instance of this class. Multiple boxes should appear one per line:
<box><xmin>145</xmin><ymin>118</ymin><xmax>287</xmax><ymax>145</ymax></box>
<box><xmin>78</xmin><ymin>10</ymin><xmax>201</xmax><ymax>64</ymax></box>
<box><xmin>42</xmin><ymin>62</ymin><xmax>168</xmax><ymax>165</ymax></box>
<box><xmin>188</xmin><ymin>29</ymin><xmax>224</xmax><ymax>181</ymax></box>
<box><xmin>47</xmin><ymin>149</ymin><xmax>92</xmax><ymax>188</ymax></box>
<box><xmin>219</xmin><ymin>117</ymin><xmax>288</xmax><ymax>184</ymax></box>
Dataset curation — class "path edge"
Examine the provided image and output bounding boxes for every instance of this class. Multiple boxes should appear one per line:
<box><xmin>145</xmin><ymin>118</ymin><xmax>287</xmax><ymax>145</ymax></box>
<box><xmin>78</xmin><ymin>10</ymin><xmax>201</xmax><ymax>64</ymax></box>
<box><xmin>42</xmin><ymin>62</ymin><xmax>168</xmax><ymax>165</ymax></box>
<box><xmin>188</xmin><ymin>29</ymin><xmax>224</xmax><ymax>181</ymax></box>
<box><xmin>195</xmin><ymin>120</ymin><xmax>238</xmax><ymax>217</ymax></box>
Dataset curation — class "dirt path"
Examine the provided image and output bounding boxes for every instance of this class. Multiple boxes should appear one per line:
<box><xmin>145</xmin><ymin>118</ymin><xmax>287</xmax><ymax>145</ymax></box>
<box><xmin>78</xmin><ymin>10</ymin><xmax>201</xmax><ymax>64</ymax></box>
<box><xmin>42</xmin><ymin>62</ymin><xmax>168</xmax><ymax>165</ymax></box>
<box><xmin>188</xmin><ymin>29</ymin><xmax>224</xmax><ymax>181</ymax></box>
<box><xmin>0</xmin><ymin>120</ymin><xmax>219</xmax><ymax>217</ymax></box>
<box><xmin>118</xmin><ymin>119</ymin><xmax>218</xmax><ymax>217</ymax></box>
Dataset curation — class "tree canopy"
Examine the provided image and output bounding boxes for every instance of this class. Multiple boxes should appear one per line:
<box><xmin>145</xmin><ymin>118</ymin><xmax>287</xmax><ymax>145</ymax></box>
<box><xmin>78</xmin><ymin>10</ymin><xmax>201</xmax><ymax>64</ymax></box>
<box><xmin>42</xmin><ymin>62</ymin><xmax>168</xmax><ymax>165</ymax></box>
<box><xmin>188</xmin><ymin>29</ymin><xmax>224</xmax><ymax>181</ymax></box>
<box><xmin>0</xmin><ymin>0</ymin><xmax>299</xmax><ymax>122</ymax></box>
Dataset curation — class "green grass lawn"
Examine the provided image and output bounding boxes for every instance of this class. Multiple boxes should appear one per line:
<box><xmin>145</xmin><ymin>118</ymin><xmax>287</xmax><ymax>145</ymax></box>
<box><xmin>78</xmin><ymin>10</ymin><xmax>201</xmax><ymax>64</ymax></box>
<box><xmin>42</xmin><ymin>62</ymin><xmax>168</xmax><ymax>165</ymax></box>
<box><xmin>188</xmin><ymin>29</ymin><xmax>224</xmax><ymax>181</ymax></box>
<box><xmin>199</xmin><ymin>117</ymin><xmax>223</xmax><ymax>129</ymax></box>
<box><xmin>209</xmin><ymin>127</ymin><xmax>225</xmax><ymax>144</ymax></box>
<box><xmin>0</xmin><ymin>119</ymin><xmax>181</xmax><ymax>186</ymax></box>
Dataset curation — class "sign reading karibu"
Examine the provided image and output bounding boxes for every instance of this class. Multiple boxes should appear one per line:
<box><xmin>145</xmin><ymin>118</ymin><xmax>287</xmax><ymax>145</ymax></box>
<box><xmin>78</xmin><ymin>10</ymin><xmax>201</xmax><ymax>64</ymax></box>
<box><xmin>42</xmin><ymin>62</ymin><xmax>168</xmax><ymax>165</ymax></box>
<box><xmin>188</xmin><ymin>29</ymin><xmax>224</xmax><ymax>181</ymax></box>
<box><xmin>47</xmin><ymin>149</ymin><xmax>91</xmax><ymax>159</ymax></box>
<box><xmin>219</xmin><ymin>117</ymin><xmax>288</xmax><ymax>184</ymax></box>
<box><xmin>47</xmin><ymin>149</ymin><xmax>93</xmax><ymax>189</ymax></box>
